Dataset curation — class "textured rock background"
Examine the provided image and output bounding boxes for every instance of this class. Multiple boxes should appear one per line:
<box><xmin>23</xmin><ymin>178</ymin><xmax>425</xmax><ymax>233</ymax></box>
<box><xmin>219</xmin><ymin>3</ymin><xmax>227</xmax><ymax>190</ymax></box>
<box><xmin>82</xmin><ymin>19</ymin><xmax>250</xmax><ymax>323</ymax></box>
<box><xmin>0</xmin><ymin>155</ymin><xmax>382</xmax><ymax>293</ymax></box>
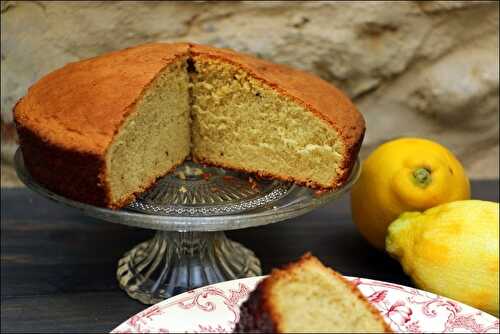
<box><xmin>1</xmin><ymin>1</ymin><xmax>498</xmax><ymax>186</ymax></box>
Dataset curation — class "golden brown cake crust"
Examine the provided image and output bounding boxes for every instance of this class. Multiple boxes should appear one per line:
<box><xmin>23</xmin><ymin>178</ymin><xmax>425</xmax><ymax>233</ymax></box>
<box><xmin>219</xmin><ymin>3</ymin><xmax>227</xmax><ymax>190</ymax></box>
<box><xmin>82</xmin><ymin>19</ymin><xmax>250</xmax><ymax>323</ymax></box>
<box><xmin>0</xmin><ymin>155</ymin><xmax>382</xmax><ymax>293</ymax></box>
<box><xmin>234</xmin><ymin>253</ymin><xmax>393</xmax><ymax>333</ymax></box>
<box><xmin>16</xmin><ymin>122</ymin><xmax>111</xmax><ymax>207</ymax></box>
<box><xmin>14</xmin><ymin>42</ymin><xmax>364</xmax><ymax>208</ymax></box>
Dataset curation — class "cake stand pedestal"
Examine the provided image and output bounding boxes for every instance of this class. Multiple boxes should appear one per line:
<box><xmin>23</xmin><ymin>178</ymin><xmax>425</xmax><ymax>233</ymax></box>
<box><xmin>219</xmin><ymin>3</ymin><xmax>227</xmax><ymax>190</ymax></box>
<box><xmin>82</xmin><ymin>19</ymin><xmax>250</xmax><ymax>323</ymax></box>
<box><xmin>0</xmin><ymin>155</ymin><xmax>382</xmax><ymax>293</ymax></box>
<box><xmin>15</xmin><ymin>150</ymin><xmax>360</xmax><ymax>304</ymax></box>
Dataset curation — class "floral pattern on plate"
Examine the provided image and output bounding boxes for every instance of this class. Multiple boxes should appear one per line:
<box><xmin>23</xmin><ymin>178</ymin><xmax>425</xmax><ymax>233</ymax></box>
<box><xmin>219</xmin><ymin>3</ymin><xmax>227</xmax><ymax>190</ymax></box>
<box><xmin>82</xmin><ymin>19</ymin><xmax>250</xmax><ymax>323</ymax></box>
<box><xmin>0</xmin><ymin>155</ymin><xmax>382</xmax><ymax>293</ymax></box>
<box><xmin>112</xmin><ymin>276</ymin><xmax>499</xmax><ymax>333</ymax></box>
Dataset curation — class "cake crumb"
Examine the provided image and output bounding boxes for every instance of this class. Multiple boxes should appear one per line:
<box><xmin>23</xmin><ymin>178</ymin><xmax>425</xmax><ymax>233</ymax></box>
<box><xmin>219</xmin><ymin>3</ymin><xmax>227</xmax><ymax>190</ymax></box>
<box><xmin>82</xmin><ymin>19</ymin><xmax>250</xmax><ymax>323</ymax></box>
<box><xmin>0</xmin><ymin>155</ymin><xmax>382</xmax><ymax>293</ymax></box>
<box><xmin>248</xmin><ymin>176</ymin><xmax>260</xmax><ymax>191</ymax></box>
<box><xmin>176</xmin><ymin>171</ymin><xmax>187</xmax><ymax>180</ymax></box>
<box><xmin>184</xmin><ymin>165</ymin><xmax>204</xmax><ymax>176</ymax></box>
<box><xmin>314</xmin><ymin>189</ymin><xmax>328</xmax><ymax>197</ymax></box>
<box><xmin>223</xmin><ymin>175</ymin><xmax>237</xmax><ymax>182</ymax></box>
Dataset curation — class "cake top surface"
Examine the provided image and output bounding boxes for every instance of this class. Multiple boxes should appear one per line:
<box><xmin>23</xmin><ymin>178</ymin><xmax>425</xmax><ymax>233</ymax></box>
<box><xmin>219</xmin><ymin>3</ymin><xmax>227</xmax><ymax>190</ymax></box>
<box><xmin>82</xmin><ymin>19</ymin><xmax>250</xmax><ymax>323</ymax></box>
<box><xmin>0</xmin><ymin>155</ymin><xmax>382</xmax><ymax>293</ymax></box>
<box><xmin>15</xmin><ymin>42</ymin><xmax>363</xmax><ymax>156</ymax></box>
<box><xmin>14</xmin><ymin>43</ymin><xmax>189</xmax><ymax>155</ymax></box>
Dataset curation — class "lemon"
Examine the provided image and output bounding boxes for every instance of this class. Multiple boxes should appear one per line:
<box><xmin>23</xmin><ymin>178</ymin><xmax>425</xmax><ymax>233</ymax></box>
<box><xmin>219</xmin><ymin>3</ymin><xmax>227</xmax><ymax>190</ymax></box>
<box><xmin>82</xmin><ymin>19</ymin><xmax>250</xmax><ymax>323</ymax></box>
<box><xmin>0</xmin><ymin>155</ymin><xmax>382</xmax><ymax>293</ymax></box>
<box><xmin>386</xmin><ymin>200</ymin><xmax>499</xmax><ymax>316</ymax></box>
<box><xmin>351</xmin><ymin>138</ymin><xmax>470</xmax><ymax>250</ymax></box>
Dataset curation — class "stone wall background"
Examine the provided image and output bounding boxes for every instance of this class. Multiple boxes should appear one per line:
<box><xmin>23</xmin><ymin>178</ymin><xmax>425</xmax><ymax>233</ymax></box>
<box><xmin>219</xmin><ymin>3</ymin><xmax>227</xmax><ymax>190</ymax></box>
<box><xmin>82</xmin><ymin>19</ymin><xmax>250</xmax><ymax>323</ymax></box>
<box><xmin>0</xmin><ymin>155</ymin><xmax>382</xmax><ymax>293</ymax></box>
<box><xmin>1</xmin><ymin>0</ymin><xmax>499</xmax><ymax>186</ymax></box>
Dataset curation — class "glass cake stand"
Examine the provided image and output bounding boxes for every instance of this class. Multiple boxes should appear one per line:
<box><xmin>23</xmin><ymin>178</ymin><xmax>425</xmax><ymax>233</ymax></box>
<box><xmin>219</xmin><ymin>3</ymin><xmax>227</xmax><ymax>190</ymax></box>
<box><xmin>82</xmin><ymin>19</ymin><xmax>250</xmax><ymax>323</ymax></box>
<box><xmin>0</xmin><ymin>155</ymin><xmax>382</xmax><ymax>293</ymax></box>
<box><xmin>14</xmin><ymin>149</ymin><xmax>360</xmax><ymax>304</ymax></box>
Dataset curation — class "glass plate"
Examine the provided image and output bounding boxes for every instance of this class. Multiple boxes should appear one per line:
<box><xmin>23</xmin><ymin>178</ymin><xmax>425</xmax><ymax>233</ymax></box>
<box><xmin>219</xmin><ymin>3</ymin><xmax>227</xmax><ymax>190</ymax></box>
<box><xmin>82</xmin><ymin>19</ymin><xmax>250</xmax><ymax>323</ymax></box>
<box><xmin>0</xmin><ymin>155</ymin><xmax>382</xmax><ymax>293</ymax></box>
<box><xmin>14</xmin><ymin>149</ymin><xmax>360</xmax><ymax>232</ymax></box>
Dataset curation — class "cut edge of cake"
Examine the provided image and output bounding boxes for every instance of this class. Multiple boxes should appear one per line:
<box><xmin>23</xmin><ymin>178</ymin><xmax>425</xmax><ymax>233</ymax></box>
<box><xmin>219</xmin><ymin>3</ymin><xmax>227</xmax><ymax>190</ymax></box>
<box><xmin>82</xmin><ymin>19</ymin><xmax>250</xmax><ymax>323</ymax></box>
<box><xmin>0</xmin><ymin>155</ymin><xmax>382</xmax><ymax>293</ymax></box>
<box><xmin>189</xmin><ymin>45</ymin><xmax>364</xmax><ymax>190</ymax></box>
<box><xmin>105</xmin><ymin>56</ymin><xmax>191</xmax><ymax>207</ymax></box>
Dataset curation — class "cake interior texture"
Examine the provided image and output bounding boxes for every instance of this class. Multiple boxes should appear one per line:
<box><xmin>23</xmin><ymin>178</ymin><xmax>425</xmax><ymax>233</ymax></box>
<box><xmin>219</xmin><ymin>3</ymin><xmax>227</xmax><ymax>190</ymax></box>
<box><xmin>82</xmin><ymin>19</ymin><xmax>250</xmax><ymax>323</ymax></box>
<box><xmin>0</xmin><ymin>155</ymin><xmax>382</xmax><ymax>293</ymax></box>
<box><xmin>106</xmin><ymin>58</ymin><xmax>190</xmax><ymax>204</ymax></box>
<box><xmin>191</xmin><ymin>57</ymin><xmax>344</xmax><ymax>187</ymax></box>
<box><xmin>266</xmin><ymin>257</ymin><xmax>388</xmax><ymax>333</ymax></box>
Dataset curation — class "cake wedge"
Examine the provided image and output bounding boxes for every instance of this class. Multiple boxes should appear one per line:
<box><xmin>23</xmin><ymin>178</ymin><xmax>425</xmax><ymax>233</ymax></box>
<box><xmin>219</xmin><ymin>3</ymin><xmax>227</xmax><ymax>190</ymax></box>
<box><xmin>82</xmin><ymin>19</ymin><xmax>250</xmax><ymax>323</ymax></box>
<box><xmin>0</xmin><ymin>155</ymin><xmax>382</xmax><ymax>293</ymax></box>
<box><xmin>234</xmin><ymin>253</ymin><xmax>392</xmax><ymax>333</ymax></box>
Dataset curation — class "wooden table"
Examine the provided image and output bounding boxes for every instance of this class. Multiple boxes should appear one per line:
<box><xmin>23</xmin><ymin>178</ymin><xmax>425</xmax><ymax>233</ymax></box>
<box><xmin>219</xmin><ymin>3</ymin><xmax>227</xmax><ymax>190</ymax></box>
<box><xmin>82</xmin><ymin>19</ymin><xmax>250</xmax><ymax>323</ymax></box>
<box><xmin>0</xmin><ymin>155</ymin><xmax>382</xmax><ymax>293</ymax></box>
<box><xmin>2</xmin><ymin>181</ymin><xmax>498</xmax><ymax>333</ymax></box>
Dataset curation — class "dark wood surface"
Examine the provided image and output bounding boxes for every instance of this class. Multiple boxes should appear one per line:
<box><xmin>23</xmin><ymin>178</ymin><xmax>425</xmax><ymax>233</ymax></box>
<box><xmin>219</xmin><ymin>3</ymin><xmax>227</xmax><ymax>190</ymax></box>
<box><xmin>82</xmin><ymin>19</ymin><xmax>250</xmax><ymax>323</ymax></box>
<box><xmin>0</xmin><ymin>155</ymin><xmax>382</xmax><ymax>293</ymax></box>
<box><xmin>1</xmin><ymin>181</ymin><xmax>498</xmax><ymax>333</ymax></box>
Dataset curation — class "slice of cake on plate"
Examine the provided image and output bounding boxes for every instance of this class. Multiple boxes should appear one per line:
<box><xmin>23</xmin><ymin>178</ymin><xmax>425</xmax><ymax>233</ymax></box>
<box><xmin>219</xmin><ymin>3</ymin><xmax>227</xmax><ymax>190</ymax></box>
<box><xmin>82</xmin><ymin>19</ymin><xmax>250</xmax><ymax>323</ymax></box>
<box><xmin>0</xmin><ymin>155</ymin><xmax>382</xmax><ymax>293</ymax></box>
<box><xmin>234</xmin><ymin>253</ymin><xmax>392</xmax><ymax>333</ymax></box>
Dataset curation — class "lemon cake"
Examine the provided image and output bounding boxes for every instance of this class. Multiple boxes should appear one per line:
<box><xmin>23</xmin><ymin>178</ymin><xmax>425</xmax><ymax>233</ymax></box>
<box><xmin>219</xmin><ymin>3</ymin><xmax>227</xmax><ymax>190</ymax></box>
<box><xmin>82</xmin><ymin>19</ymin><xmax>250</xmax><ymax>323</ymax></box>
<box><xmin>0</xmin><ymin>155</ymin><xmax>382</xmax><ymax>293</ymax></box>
<box><xmin>233</xmin><ymin>254</ymin><xmax>392</xmax><ymax>333</ymax></box>
<box><xmin>14</xmin><ymin>43</ymin><xmax>365</xmax><ymax>208</ymax></box>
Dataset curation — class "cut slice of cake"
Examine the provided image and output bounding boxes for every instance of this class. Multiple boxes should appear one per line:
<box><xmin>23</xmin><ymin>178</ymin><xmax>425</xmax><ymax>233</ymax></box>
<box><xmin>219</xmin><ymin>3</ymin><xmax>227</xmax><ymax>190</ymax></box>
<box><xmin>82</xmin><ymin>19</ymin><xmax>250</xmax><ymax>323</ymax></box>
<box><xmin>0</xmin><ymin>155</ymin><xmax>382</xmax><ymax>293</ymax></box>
<box><xmin>234</xmin><ymin>254</ymin><xmax>392</xmax><ymax>333</ymax></box>
<box><xmin>14</xmin><ymin>43</ymin><xmax>365</xmax><ymax>208</ymax></box>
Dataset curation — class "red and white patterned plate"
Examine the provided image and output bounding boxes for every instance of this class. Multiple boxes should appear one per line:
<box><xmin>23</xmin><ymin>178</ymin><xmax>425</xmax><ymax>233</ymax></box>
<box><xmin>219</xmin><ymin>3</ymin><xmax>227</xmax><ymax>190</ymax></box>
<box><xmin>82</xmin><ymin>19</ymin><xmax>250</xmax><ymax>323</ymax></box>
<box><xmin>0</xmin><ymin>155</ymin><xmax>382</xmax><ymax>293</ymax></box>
<box><xmin>111</xmin><ymin>276</ymin><xmax>499</xmax><ymax>333</ymax></box>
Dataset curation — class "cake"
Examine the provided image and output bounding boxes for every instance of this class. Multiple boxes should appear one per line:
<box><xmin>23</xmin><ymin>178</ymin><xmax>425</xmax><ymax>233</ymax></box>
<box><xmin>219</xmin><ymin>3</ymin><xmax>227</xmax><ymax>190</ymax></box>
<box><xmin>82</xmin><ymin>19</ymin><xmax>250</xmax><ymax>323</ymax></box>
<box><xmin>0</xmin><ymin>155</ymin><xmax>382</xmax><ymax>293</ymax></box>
<box><xmin>14</xmin><ymin>43</ymin><xmax>365</xmax><ymax>208</ymax></box>
<box><xmin>234</xmin><ymin>254</ymin><xmax>392</xmax><ymax>333</ymax></box>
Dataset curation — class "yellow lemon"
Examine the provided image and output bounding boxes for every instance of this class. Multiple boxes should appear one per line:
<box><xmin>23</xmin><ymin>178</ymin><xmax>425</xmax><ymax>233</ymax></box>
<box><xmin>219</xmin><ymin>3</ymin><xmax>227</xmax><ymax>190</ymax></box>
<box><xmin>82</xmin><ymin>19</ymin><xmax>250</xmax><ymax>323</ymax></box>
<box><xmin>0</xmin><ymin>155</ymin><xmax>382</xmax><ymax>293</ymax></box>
<box><xmin>386</xmin><ymin>200</ymin><xmax>499</xmax><ymax>316</ymax></box>
<box><xmin>351</xmin><ymin>137</ymin><xmax>470</xmax><ymax>250</ymax></box>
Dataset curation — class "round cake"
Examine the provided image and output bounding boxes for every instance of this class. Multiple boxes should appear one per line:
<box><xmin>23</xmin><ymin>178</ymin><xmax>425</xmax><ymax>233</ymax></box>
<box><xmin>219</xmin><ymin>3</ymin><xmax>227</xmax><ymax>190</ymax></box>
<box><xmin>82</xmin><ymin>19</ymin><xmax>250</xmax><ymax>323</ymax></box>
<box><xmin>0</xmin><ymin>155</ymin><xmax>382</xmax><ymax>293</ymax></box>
<box><xmin>14</xmin><ymin>43</ymin><xmax>365</xmax><ymax>208</ymax></box>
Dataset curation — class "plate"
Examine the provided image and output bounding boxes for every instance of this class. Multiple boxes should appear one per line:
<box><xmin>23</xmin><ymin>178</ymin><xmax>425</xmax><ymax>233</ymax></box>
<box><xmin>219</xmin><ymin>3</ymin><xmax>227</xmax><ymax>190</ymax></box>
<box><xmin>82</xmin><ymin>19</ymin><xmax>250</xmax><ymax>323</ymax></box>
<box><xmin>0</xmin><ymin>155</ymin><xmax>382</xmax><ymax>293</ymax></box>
<box><xmin>111</xmin><ymin>276</ymin><xmax>499</xmax><ymax>333</ymax></box>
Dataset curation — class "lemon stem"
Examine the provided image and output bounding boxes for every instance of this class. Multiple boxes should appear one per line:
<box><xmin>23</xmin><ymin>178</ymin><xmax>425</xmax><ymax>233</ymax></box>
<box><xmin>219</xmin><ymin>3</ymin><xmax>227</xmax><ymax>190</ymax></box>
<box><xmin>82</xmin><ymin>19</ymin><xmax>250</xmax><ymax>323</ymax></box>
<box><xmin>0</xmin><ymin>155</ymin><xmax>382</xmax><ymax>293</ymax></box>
<box><xmin>413</xmin><ymin>168</ymin><xmax>432</xmax><ymax>188</ymax></box>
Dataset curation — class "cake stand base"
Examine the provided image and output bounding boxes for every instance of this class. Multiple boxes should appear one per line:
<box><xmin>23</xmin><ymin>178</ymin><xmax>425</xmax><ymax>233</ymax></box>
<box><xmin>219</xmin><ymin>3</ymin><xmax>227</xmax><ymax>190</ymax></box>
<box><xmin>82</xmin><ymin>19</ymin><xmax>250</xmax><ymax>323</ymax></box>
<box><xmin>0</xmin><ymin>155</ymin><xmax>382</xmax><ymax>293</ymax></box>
<box><xmin>116</xmin><ymin>230</ymin><xmax>261</xmax><ymax>304</ymax></box>
<box><xmin>15</xmin><ymin>150</ymin><xmax>360</xmax><ymax>305</ymax></box>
